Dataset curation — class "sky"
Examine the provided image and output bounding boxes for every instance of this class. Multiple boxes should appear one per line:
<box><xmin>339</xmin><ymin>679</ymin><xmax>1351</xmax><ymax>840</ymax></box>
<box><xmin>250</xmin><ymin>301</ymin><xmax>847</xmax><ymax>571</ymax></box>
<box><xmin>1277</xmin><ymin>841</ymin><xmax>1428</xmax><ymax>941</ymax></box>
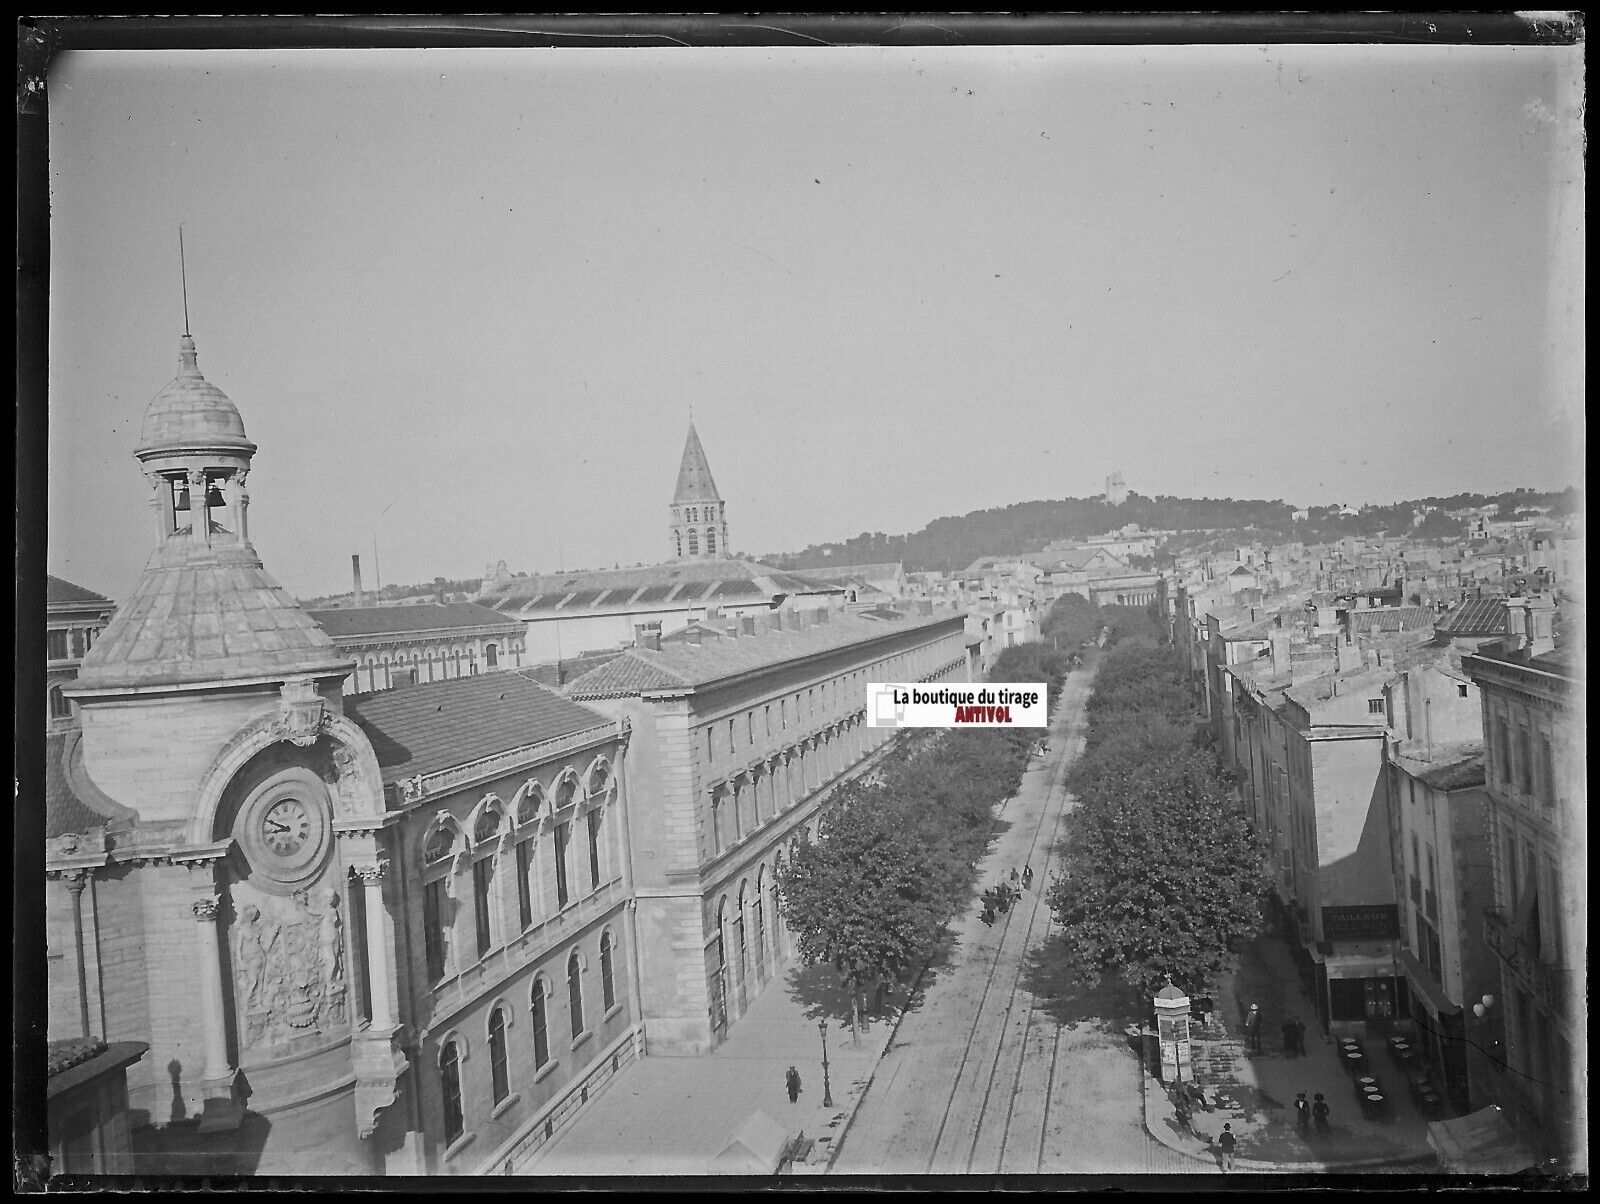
<box><xmin>46</xmin><ymin>42</ymin><xmax>1584</xmax><ymax>601</ymax></box>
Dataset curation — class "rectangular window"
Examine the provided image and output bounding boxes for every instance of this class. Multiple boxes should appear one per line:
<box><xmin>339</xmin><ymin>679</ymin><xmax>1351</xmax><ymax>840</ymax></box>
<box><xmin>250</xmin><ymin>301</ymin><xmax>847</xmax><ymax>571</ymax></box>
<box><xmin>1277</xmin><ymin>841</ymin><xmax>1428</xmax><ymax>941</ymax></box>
<box><xmin>554</xmin><ymin>821</ymin><xmax>571</xmax><ymax>909</ymax></box>
<box><xmin>47</xmin><ymin>630</ymin><xmax>68</xmax><ymax>660</ymax></box>
<box><xmin>71</xmin><ymin>629</ymin><xmax>86</xmax><ymax>659</ymax></box>
<box><xmin>706</xmin><ymin>727</ymin><xmax>714</xmax><ymax>763</ymax></box>
<box><xmin>1540</xmin><ymin>736</ymin><xmax>1555</xmax><ymax>804</ymax></box>
<box><xmin>472</xmin><ymin>859</ymin><xmax>494</xmax><ymax>959</ymax></box>
<box><xmin>423</xmin><ymin>880</ymin><xmax>448</xmax><ymax>983</ymax></box>
<box><xmin>1496</xmin><ymin>719</ymin><xmax>1512</xmax><ymax>784</ymax></box>
<box><xmin>1517</xmin><ymin>727</ymin><xmax>1533</xmax><ymax>795</ymax></box>
<box><xmin>1457</xmin><ymin>683</ymin><xmax>1469</xmax><ymax>699</ymax></box>
<box><xmin>1367</xmin><ymin>698</ymin><xmax>1385</xmax><ymax>715</ymax></box>
<box><xmin>764</xmin><ymin>705</ymin><xmax>772</xmax><ymax>738</ymax></box>
<box><xmin>587</xmin><ymin>808</ymin><xmax>603</xmax><ymax>887</ymax></box>
<box><xmin>516</xmin><ymin>839</ymin><xmax>534</xmax><ymax>930</ymax></box>
<box><xmin>747</xmin><ymin>712</ymin><xmax>754</xmax><ymax>746</ymax></box>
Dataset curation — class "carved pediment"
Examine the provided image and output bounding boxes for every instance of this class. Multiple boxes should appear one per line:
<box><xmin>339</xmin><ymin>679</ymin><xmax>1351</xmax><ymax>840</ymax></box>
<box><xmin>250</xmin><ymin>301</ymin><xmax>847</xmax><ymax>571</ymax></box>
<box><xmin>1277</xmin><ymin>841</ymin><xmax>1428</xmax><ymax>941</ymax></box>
<box><xmin>274</xmin><ymin>680</ymin><xmax>328</xmax><ymax>748</ymax></box>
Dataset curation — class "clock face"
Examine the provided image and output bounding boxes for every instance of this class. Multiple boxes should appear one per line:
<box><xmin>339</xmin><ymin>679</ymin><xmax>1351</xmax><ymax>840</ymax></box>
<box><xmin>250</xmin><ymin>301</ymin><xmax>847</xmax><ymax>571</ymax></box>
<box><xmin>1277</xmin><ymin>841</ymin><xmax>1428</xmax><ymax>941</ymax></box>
<box><xmin>262</xmin><ymin>797</ymin><xmax>311</xmax><ymax>856</ymax></box>
<box><xmin>234</xmin><ymin>768</ymin><xmax>331</xmax><ymax>892</ymax></box>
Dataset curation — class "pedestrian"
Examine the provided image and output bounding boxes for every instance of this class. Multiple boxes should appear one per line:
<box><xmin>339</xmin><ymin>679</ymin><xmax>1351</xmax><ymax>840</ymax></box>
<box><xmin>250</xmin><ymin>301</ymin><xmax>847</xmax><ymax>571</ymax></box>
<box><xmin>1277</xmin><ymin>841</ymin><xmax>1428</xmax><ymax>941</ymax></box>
<box><xmin>1295</xmin><ymin>1091</ymin><xmax>1311</xmax><ymax>1132</ymax></box>
<box><xmin>1218</xmin><ymin>1123</ymin><xmax>1237</xmax><ymax>1173</ymax></box>
<box><xmin>1199</xmin><ymin>994</ymin><xmax>1215</xmax><ymax>1027</ymax></box>
<box><xmin>785</xmin><ymin>1065</ymin><xmax>802</xmax><ymax>1104</ymax></box>
<box><xmin>1281</xmin><ymin>1016</ymin><xmax>1298</xmax><ymax>1057</ymax></box>
<box><xmin>1022</xmin><ymin>865</ymin><xmax>1034</xmax><ymax>890</ymax></box>
<box><xmin>1245</xmin><ymin>1003</ymin><xmax>1263</xmax><ymax>1053</ymax></box>
<box><xmin>1291</xmin><ymin>1016</ymin><xmax>1308</xmax><ymax>1057</ymax></box>
<box><xmin>1010</xmin><ymin>867</ymin><xmax>1020</xmax><ymax>888</ymax></box>
<box><xmin>1312</xmin><ymin>1092</ymin><xmax>1329</xmax><ymax>1133</ymax></box>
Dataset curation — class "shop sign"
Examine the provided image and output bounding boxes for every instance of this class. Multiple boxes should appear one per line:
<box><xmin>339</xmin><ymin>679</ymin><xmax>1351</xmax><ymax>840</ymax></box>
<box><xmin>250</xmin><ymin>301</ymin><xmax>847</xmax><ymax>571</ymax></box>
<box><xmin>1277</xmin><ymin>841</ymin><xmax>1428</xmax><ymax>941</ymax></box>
<box><xmin>1322</xmin><ymin>904</ymin><xmax>1399</xmax><ymax>939</ymax></box>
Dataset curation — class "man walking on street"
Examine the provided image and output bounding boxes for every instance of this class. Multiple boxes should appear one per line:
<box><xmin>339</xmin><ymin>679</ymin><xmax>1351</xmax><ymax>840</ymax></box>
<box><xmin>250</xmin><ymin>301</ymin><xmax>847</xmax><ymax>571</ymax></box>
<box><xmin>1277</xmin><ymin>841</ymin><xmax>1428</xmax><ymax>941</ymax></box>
<box><xmin>786</xmin><ymin>1066</ymin><xmax>802</xmax><ymax>1104</ymax></box>
<box><xmin>1218</xmin><ymin>1123</ymin><xmax>1237</xmax><ymax>1173</ymax></box>
<box><xmin>1022</xmin><ymin>864</ymin><xmax>1034</xmax><ymax>890</ymax></box>
<box><xmin>1312</xmin><ymin>1093</ymin><xmax>1330</xmax><ymax>1133</ymax></box>
<box><xmin>1246</xmin><ymin>1003</ymin><xmax>1263</xmax><ymax>1054</ymax></box>
<box><xmin>1291</xmin><ymin>1016</ymin><xmax>1308</xmax><ymax>1057</ymax></box>
<box><xmin>1295</xmin><ymin>1091</ymin><xmax>1311</xmax><ymax>1132</ymax></box>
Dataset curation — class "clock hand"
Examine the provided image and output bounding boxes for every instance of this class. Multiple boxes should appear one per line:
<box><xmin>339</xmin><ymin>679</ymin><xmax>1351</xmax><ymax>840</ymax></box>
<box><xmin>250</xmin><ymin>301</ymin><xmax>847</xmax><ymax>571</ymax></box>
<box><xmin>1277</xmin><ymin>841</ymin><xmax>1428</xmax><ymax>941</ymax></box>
<box><xmin>264</xmin><ymin>819</ymin><xmax>289</xmax><ymax>834</ymax></box>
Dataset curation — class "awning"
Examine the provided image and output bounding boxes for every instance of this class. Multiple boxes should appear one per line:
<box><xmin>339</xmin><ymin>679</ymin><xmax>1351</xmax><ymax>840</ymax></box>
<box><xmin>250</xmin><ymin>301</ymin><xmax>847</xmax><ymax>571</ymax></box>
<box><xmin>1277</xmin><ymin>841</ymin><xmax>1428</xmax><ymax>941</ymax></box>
<box><xmin>1397</xmin><ymin>949</ymin><xmax>1463</xmax><ymax>1018</ymax></box>
<box><xmin>707</xmin><ymin>1110</ymin><xmax>791</xmax><ymax>1175</ymax></box>
<box><xmin>1427</xmin><ymin>1106</ymin><xmax>1539</xmax><ymax>1174</ymax></box>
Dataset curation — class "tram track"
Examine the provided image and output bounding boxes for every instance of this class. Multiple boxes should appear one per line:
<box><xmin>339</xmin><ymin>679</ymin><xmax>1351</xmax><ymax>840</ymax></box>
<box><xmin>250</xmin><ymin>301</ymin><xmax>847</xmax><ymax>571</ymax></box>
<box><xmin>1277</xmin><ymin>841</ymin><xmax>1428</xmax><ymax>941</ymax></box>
<box><xmin>921</xmin><ymin>671</ymin><xmax>1087</xmax><ymax>1175</ymax></box>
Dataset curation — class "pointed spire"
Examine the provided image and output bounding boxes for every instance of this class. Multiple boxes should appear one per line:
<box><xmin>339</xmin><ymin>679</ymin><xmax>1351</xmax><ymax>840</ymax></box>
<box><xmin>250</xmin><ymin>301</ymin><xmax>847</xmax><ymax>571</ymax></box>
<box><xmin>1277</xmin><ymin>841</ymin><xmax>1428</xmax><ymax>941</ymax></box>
<box><xmin>178</xmin><ymin>333</ymin><xmax>200</xmax><ymax>376</ymax></box>
<box><xmin>673</xmin><ymin>422</ymin><xmax>722</xmax><ymax>504</ymax></box>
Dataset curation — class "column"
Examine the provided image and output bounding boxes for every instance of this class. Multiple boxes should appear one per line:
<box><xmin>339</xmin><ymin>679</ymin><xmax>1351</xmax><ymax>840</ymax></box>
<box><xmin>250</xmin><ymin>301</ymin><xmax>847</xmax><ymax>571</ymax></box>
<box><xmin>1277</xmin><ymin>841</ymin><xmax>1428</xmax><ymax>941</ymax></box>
<box><xmin>356</xmin><ymin>862</ymin><xmax>396</xmax><ymax>1031</ymax></box>
<box><xmin>190</xmin><ymin>894</ymin><xmax>234</xmax><ymax>1084</ymax></box>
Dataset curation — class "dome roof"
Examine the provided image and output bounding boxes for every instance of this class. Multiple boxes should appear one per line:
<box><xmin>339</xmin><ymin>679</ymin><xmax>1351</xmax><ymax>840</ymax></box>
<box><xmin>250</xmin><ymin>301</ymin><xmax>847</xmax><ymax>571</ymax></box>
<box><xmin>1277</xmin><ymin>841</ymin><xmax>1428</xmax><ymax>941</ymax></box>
<box><xmin>138</xmin><ymin>335</ymin><xmax>250</xmax><ymax>452</ymax></box>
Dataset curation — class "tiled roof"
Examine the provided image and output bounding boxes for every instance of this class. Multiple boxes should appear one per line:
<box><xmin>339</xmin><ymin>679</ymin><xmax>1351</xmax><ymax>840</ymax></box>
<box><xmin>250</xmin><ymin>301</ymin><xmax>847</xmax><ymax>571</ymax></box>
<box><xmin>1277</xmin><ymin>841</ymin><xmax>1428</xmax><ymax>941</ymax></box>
<box><xmin>568</xmin><ymin>607</ymin><xmax>960</xmax><ymax>699</ymax></box>
<box><xmin>517</xmin><ymin>651</ymin><xmax>624</xmax><ymax>689</ymax></box>
<box><xmin>1348</xmin><ymin>606</ymin><xmax>1434</xmax><ymax>634</ymax></box>
<box><xmin>308</xmin><ymin>602</ymin><xmax>521</xmax><ymax>639</ymax></box>
<box><xmin>477</xmin><ymin>558</ymin><xmax>845</xmax><ymax>611</ymax></box>
<box><xmin>48</xmin><ymin>1038</ymin><xmax>110</xmax><ymax>1077</ymax></box>
<box><xmin>45</xmin><ymin>733</ymin><xmax>106</xmax><ymax>840</ymax></box>
<box><xmin>343</xmin><ymin>669</ymin><xmax>612</xmax><ymax>787</ymax></box>
<box><xmin>801</xmin><ymin>563</ymin><xmax>904</xmax><ymax>581</ymax></box>
<box><xmin>47</xmin><ymin>576</ymin><xmax>114</xmax><ymax>608</ymax></box>
<box><xmin>1435</xmin><ymin>596</ymin><xmax>1508</xmax><ymax>638</ymax></box>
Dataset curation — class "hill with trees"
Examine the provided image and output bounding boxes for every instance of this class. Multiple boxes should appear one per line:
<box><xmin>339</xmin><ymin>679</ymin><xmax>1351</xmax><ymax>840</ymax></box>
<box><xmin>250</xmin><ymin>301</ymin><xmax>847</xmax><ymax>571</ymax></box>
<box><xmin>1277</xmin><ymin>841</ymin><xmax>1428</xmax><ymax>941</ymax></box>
<box><xmin>761</xmin><ymin>486</ymin><xmax>1577</xmax><ymax>575</ymax></box>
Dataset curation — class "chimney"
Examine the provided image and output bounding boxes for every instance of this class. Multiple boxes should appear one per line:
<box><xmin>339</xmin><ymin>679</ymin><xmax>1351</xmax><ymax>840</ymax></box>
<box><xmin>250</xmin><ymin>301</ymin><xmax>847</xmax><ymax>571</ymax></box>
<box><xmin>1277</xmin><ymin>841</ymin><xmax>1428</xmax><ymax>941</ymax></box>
<box><xmin>685</xmin><ymin>628</ymin><xmax>702</xmax><ymax>646</ymax></box>
<box><xmin>351</xmin><ymin>554</ymin><xmax>365</xmax><ymax>607</ymax></box>
<box><xmin>633</xmin><ymin>622</ymin><xmax>662</xmax><ymax>651</ymax></box>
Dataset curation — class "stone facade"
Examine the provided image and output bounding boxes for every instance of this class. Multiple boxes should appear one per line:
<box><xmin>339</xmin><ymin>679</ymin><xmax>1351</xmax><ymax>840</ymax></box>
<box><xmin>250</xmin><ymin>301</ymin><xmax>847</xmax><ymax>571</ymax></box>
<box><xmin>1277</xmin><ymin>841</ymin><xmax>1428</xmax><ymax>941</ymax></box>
<box><xmin>570</xmin><ymin>606</ymin><xmax>970</xmax><ymax>1054</ymax></box>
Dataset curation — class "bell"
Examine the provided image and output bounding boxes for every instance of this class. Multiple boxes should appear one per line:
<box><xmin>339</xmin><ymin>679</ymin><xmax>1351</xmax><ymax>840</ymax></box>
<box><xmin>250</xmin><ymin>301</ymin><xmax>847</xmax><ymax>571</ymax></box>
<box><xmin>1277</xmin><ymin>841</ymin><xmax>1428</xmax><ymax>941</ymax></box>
<box><xmin>173</xmin><ymin>486</ymin><xmax>190</xmax><ymax>511</ymax></box>
<box><xmin>206</xmin><ymin>484</ymin><xmax>226</xmax><ymax>507</ymax></box>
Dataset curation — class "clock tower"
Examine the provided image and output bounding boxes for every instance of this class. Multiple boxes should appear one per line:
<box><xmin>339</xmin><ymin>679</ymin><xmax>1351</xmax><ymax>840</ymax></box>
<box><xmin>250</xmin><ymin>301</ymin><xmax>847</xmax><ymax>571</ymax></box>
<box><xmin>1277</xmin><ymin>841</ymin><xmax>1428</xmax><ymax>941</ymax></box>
<box><xmin>62</xmin><ymin>331</ymin><xmax>410</xmax><ymax>1173</ymax></box>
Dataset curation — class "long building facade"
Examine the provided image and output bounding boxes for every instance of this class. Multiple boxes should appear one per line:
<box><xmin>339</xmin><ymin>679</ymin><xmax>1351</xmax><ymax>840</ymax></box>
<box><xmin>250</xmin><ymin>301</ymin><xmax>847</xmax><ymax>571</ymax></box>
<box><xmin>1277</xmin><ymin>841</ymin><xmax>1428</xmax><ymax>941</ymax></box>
<box><xmin>567</xmin><ymin>604</ymin><xmax>970</xmax><ymax>1054</ymax></box>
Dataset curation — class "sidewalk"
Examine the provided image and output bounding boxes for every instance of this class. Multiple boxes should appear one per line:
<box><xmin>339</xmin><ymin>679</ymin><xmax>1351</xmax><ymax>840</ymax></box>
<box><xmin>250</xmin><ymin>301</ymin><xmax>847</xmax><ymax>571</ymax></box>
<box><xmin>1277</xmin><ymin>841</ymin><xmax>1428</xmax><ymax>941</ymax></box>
<box><xmin>519</xmin><ymin>919</ymin><xmax>927</xmax><ymax>1174</ymax></box>
<box><xmin>1141</xmin><ymin>932</ymin><xmax>1441</xmax><ymax>1173</ymax></box>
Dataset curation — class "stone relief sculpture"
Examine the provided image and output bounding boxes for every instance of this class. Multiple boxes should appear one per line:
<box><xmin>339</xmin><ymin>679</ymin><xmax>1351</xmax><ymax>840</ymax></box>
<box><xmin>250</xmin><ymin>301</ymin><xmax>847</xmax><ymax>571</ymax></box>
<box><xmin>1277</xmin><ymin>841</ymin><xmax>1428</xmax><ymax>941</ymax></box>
<box><xmin>232</xmin><ymin>885</ymin><xmax>350</xmax><ymax>1054</ymax></box>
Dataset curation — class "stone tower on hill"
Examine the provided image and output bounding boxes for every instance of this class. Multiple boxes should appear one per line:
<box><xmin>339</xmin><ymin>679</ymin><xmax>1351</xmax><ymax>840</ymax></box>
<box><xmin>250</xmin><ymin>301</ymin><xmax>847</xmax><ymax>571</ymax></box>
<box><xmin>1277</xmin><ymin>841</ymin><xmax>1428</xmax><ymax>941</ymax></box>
<box><xmin>669</xmin><ymin>422</ymin><xmax>730</xmax><ymax>560</ymax></box>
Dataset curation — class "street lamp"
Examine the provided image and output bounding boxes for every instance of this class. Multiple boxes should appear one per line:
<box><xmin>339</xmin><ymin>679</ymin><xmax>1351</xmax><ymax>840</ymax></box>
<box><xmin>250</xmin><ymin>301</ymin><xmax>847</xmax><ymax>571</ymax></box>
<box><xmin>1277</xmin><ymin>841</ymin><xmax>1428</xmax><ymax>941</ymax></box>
<box><xmin>1471</xmin><ymin>993</ymin><xmax>1496</xmax><ymax>1019</ymax></box>
<box><xmin>818</xmin><ymin>1018</ymin><xmax>835</xmax><ymax>1108</ymax></box>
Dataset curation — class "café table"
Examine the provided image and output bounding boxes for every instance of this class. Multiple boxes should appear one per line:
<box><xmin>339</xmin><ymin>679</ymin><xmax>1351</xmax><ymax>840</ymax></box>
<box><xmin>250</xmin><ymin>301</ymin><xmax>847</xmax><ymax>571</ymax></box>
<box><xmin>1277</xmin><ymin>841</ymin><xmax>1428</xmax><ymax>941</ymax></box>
<box><xmin>1343</xmin><ymin>1049</ymin><xmax>1367</xmax><ymax>1073</ymax></box>
<box><xmin>1361</xmin><ymin>1092</ymin><xmax>1387</xmax><ymax>1120</ymax></box>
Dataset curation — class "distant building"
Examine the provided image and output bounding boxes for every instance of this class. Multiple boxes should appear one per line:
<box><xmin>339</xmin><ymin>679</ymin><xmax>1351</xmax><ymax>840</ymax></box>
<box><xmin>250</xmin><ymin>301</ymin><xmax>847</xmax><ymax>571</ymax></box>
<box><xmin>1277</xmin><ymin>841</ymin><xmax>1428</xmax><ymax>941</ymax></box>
<box><xmin>476</xmin><ymin>426</ymin><xmax>846</xmax><ymax>663</ymax></box>
<box><xmin>307</xmin><ymin>602</ymin><xmax>526</xmax><ymax>694</ymax></box>
<box><xmin>47</xmin><ymin>576</ymin><xmax>115</xmax><ymax>731</ymax></box>
<box><xmin>1104</xmin><ymin>472</ymin><xmax>1129</xmax><ymax>506</ymax></box>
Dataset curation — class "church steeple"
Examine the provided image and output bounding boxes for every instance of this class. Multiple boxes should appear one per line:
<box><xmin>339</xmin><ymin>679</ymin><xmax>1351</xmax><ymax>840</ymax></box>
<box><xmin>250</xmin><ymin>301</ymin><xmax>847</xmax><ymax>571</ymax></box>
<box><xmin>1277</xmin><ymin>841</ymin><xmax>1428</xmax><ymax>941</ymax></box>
<box><xmin>669</xmin><ymin>422</ymin><xmax>730</xmax><ymax>560</ymax></box>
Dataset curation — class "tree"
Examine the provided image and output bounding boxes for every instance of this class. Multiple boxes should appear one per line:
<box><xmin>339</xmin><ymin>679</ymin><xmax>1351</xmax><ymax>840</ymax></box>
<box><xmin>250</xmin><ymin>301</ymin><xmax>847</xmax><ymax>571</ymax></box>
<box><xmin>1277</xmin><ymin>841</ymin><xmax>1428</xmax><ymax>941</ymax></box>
<box><xmin>1048</xmin><ymin>640</ymin><xmax>1267</xmax><ymax>996</ymax></box>
<box><xmin>777</xmin><ymin>783</ymin><xmax>954</xmax><ymax>1041</ymax></box>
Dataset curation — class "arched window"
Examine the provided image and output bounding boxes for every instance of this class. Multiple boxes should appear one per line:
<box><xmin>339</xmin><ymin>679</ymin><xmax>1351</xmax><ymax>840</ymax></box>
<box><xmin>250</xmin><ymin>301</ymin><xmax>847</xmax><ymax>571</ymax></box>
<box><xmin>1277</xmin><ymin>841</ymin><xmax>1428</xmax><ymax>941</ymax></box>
<box><xmin>49</xmin><ymin>685</ymin><xmax>72</xmax><ymax>721</ymax></box>
<box><xmin>423</xmin><ymin>824</ymin><xmax>456</xmax><ymax>865</ymax></box>
<box><xmin>440</xmin><ymin>1040</ymin><xmax>465</xmax><ymax>1146</ymax></box>
<box><xmin>600</xmin><ymin>930</ymin><xmax>617</xmax><ymax>1012</ymax></box>
<box><xmin>474</xmin><ymin>806</ymin><xmax>502</xmax><ymax>846</ymax></box>
<box><xmin>706</xmin><ymin>528</ymin><xmax>717</xmax><ymax>555</ymax></box>
<box><xmin>753</xmin><ymin>867</ymin><xmax>767</xmax><ymax>966</ymax></box>
<box><xmin>687</xmin><ymin>529</ymin><xmax>699</xmax><ymax>556</ymax></box>
<box><xmin>488</xmin><ymin>1007</ymin><xmax>510</xmax><ymax>1104</ymax></box>
<box><xmin>530</xmin><ymin>978</ymin><xmax>550</xmax><ymax>1069</ymax></box>
<box><xmin>567</xmin><ymin>951</ymin><xmax>585</xmax><ymax>1038</ymax></box>
<box><xmin>485</xmin><ymin>643</ymin><xmax>498</xmax><ymax>668</ymax></box>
